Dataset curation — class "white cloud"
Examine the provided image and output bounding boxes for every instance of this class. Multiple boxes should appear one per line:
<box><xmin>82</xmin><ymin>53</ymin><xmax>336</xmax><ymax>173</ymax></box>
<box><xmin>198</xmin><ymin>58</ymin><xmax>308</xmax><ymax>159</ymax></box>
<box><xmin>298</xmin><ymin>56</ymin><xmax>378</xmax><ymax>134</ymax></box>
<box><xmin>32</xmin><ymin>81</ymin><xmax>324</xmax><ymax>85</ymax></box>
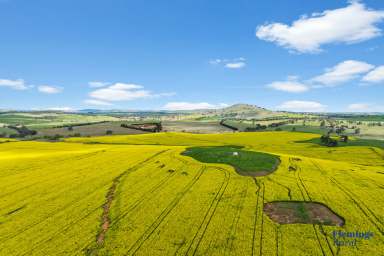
<box><xmin>38</xmin><ymin>85</ymin><xmax>63</xmax><ymax>94</ymax></box>
<box><xmin>347</xmin><ymin>103</ymin><xmax>371</xmax><ymax>111</ymax></box>
<box><xmin>0</xmin><ymin>79</ymin><xmax>28</xmax><ymax>90</ymax></box>
<box><xmin>47</xmin><ymin>107</ymin><xmax>75</xmax><ymax>112</ymax></box>
<box><xmin>267</xmin><ymin>60</ymin><xmax>379</xmax><ymax>92</ymax></box>
<box><xmin>90</xmin><ymin>88</ymin><xmax>151</xmax><ymax>101</ymax></box>
<box><xmin>347</xmin><ymin>103</ymin><xmax>384</xmax><ymax>112</ymax></box>
<box><xmin>310</xmin><ymin>60</ymin><xmax>374</xmax><ymax>86</ymax></box>
<box><xmin>84</xmin><ymin>99</ymin><xmax>113</xmax><ymax>106</ymax></box>
<box><xmin>267</xmin><ymin>78</ymin><xmax>309</xmax><ymax>93</ymax></box>
<box><xmin>162</xmin><ymin>102</ymin><xmax>227</xmax><ymax>111</ymax></box>
<box><xmin>362</xmin><ymin>66</ymin><xmax>384</xmax><ymax>83</ymax></box>
<box><xmin>210</xmin><ymin>57</ymin><xmax>246</xmax><ymax>69</ymax></box>
<box><xmin>256</xmin><ymin>1</ymin><xmax>384</xmax><ymax>53</ymax></box>
<box><xmin>277</xmin><ymin>100</ymin><xmax>327</xmax><ymax>112</ymax></box>
<box><xmin>209</xmin><ymin>59</ymin><xmax>223</xmax><ymax>65</ymax></box>
<box><xmin>88</xmin><ymin>82</ymin><xmax>173</xmax><ymax>102</ymax></box>
<box><xmin>225</xmin><ymin>62</ymin><xmax>246</xmax><ymax>69</ymax></box>
<box><xmin>108</xmin><ymin>83</ymin><xmax>143</xmax><ymax>90</ymax></box>
<box><xmin>88</xmin><ymin>81</ymin><xmax>110</xmax><ymax>88</ymax></box>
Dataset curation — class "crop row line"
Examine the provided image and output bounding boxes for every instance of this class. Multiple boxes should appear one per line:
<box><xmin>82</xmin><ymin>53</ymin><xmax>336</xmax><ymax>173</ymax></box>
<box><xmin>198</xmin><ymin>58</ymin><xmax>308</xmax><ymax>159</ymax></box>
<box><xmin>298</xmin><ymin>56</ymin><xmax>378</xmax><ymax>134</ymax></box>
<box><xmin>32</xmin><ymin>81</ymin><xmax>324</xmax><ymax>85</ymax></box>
<box><xmin>108</xmin><ymin>169</ymin><xmax>178</xmax><ymax>228</ymax></box>
<box><xmin>225</xmin><ymin>180</ymin><xmax>250</xmax><ymax>254</ymax></box>
<box><xmin>251</xmin><ymin>178</ymin><xmax>261</xmax><ymax>256</ymax></box>
<box><xmin>184</xmin><ymin>167</ymin><xmax>230</xmax><ymax>256</ymax></box>
<box><xmin>295</xmin><ymin>169</ymin><xmax>328</xmax><ymax>256</ymax></box>
<box><xmin>329</xmin><ymin>177</ymin><xmax>384</xmax><ymax>237</ymax></box>
<box><xmin>127</xmin><ymin>166</ymin><xmax>207</xmax><ymax>255</ymax></box>
<box><xmin>312</xmin><ymin>161</ymin><xmax>384</xmax><ymax>235</ymax></box>
<box><xmin>84</xmin><ymin>149</ymin><xmax>170</xmax><ymax>255</ymax></box>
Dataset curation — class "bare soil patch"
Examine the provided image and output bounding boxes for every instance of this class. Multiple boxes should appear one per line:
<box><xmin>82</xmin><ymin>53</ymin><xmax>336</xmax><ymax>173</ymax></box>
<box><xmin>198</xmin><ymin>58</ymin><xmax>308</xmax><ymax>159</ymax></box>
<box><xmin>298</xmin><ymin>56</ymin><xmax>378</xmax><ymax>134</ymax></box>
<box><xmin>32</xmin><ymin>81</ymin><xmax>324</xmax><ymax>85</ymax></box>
<box><xmin>162</xmin><ymin>121</ymin><xmax>233</xmax><ymax>133</ymax></box>
<box><xmin>263</xmin><ymin>201</ymin><xmax>344</xmax><ymax>226</ymax></box>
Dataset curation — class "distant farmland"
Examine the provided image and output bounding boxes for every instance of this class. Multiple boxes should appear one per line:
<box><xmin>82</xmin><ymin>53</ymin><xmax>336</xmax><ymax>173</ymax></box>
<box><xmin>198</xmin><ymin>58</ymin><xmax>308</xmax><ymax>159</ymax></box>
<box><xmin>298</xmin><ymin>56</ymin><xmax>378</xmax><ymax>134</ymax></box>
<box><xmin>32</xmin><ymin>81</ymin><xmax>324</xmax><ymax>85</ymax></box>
<box><xmin>36</xmin><ymin>121</ymin><xmax>149</xmax><ymax>137</ymax></box>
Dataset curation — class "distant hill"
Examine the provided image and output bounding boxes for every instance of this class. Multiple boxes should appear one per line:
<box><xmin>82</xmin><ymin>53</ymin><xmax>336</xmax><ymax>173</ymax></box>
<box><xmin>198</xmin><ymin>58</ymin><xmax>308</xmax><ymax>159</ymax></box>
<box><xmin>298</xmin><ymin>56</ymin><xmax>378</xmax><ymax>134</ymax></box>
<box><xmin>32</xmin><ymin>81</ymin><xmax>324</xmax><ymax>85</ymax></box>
<box><xmin>202</xmin><ymin>104</ymin><xmax>278</xmax><ymax>119</ymax></box>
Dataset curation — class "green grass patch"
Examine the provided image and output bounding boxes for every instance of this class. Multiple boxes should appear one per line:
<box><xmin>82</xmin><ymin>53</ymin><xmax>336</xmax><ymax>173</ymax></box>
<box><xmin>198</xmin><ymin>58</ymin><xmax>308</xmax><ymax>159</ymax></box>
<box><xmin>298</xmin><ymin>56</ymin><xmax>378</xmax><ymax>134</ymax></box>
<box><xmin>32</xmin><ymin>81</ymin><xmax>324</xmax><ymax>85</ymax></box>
<box><xmin>296</xmin><ymin>202</ymin><xmax>310</xmax><ymax>222</ymax></box>
<box><xmin>182</xmin><ymin>146</ymin><xmax>279</xmax><ymax>175</ymax></box>
<box><xmin>266</xmin><ymin>125</ymin><xmax>329</xmax><ymax>134</ymax></box>
<box><xmin>299</xmin><ymin>137</ymin><xmax>384</xmax><ymax>149</ymax></box>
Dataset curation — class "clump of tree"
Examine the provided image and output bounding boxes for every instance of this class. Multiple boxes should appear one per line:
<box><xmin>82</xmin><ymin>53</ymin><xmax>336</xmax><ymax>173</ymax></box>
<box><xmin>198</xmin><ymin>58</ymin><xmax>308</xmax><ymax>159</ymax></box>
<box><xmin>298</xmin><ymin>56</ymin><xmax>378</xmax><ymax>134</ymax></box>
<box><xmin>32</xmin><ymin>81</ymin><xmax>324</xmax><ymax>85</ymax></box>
<box><xmin>339</xmin><ymin>135</ymin><xmax>348</xmax><ymax>143</ymax></box>
<box><xmin>245</xmin><ymin>124</ymin><xmax>267</xmax><ymax>131</ymax></box>
<box><xmin>43</xmin><ymin>134</ymin><xmax>64</xmax><ymax>141</ymax></box>
<box><xmin>106</xmin><ymin>130</ymin><xmax>113</xmax><ymax>135</ymax></box>
<box><xmin>121</xmin><ymin>122</ymin><xmax>162</xmax><ymax>132</ymax></box>
<box><xmin>268</xmin><ymin>121</ymin><xmax>288</xmax><ymax>128</ymax></box>
<box><xmin>8</xmin><ymin>125</ymin><xmax>37</xmax><ymax>138</ymax></box>
<box><xmin>219</xmin><ymin>120</ymin><xmax>238</xmax><ymax>131</ymax></box>
<box><xmin>320</xmin><ymin>135</ymin><xmax>338</xmax><ymax>147</ymax></box>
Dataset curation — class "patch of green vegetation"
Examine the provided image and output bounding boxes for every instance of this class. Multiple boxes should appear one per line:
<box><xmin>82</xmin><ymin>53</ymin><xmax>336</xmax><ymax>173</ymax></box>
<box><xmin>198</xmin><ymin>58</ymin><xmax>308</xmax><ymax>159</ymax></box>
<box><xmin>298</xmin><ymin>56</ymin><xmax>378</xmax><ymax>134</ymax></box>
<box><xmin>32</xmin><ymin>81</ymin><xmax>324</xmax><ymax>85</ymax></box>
<box><xmin>0</xmin><ymin>127</ymin><xmax>18</xmax><ymax>136</ymax></box>
<box><xmin>266</xmin><ymin>125</ymin><xmax>329</xmax><ymax>134</ymax></box>
<box><xmin>299</xmin><ymin>137</ymin><xmax>384</xmax><ymax>149</ymax></box>
<box><xmin>182</xmin><ymin>146</ymin><xmax>279</xmax><ymax>174</ymax></box>
<box><xmin>331</xmin><ymin>115</ymin><xmax>384</xmax><ymax>122</ymax></box>
<box><xmin>296</xmin><ymin>202</ymin><xmax>310</xmax><ymax>222</ymax></box>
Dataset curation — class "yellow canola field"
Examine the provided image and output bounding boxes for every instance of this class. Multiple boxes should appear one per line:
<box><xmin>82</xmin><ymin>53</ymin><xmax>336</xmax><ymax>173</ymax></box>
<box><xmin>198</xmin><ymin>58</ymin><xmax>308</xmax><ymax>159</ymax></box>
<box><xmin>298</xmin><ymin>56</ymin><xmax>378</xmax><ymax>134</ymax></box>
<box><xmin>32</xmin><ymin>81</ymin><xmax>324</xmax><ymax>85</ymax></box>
<box><xmin>0</xmin><ymin>132</ymin><xmax>383</xmax><ymax>255</ymax></box>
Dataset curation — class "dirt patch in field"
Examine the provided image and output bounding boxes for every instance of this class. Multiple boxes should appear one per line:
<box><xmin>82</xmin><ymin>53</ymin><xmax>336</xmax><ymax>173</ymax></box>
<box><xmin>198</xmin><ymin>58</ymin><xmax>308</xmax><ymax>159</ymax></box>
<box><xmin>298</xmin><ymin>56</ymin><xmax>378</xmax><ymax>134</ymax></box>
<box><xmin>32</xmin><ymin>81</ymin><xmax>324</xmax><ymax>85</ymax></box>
<box><xmin>263</xmin><ymin>201</ymin><xmax>344</xmax><ymax>226</ymax></box>
<box><xmin>96</xmin><ymin>173</ymin><xmax>122</xmax><ymax>244</ymax></box>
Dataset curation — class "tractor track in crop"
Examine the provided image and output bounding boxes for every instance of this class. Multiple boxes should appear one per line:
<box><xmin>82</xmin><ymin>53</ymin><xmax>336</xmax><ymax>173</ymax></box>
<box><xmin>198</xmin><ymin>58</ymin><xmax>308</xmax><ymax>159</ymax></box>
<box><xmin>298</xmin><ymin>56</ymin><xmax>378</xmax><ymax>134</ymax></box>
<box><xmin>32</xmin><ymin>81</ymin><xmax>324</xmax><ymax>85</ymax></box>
<box><xmin>311</xmin><ymin>161</ymin><xmax>384</xmax><ymax>237</ymax></box>
<box><xmin>299</xmin><ymin>168</ymin><xmax>335</xmax><ymax>256</ymax></box>
<box><xmin>84</xmin><ymin>150</ymin><xmax>169</xmax><ymax>255</ymax></box>
<box><xmin>369</xmin><ymin>147</ymin><xmax>383</xmax><ymax>160</ymax></box>
<box><xmin>266</xmin><ymin>176</ymin><xmax>292</xmax><ymax>200</ymax></box>
<box><xmin>345</xmin><ymin>170</ymin><xmax>384</xmax><ymax>190</ymax></box>
<box><xmin>107</xmin><ymin>170</ymin><xmax>178</xmax><ymax>228</ymax></box>
<box><xmin>251</xmin><ymin>178</ymin><xmax>261</xmax><ymax>256</ymax></box>
<box><xmin>329</xmin><ymin>177</ymin><xmax>384</xmax><ymax>237</ymax></box>
<box><xmin>306</xmin><ymin>161</ymin><xmax>341</xmax><ymax>255</ymax></box>
<box><xmin>183</xmin><ymin>167</ymin><xmax>230</xmax><ymax>256</ymax></box>
<box><xmin>0</xmin><ymin>151</ymin><xmax>165</xmax><ymax>217</ymax></box>
<box><xmin>295</xmin><ymin>169</ymin><xmax>328</xmax><ymax>256</ymax></box>
<box><xmin>225</xmin><ymin>180</ymin><xmax>249</xmax><ymax>254</ymax></box>
<box><xmin>0</xmin><ymin>176</ymin><xmax>114</xmax><ymax>244</ymax></box>
<box><xmin>19</xmin><ymin>203</ymin><xmax>103</xmax><ymax>256</ymax></box>
<box><xmin>258</xmin><ymin>184</ymin><xmax>265</xmax><ymax>256</ymax></box>
<box><xmin>126</xmin><ymin>166</ymin><xmax>207</xmax><ymax>255</ymax></box>
<box><xmin>275</xmin><ymin>225</ymin><xmax>281</xmax><ymax>256</ymax></box>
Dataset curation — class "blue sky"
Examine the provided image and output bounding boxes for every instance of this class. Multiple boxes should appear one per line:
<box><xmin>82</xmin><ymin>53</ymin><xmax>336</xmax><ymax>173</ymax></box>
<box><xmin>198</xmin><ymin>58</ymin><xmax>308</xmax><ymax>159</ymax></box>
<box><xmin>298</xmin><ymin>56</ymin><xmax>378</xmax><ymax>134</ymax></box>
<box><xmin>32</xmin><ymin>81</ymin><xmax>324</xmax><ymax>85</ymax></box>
<box><xmin>1</xmin><ymin>0</ymin><xmax>384</xmax><ymax>112</ymax></box>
